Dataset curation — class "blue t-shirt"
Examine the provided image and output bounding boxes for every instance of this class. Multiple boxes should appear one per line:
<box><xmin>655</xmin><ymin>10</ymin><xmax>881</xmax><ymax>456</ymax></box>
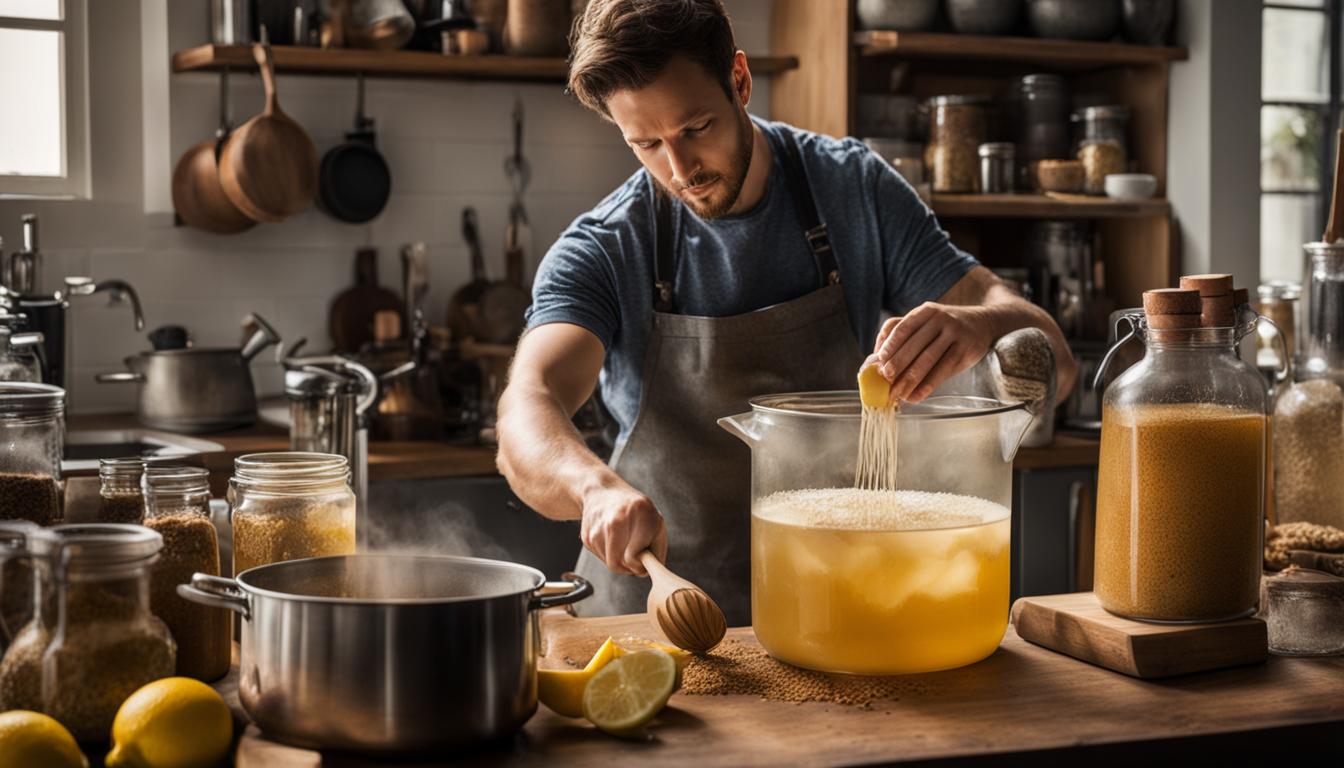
<box><xmin>525</xmin><ymin>117</ymin><xmax>979</xmax><ymax>448</ymax></box>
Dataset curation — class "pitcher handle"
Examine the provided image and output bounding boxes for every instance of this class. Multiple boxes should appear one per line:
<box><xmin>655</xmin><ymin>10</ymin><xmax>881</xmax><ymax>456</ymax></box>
<box><xmin>1092</xmin><ymin>313</ymin><xmax>1141</xmax><ymax>392</ymax></box>
<box><xmin>178</xmin><ymin>573</ymin><xmax>251</xmax><ymax>620</ymax></box>
<box><xmin>1257</xmin><ymin>316</ymin><xmax>1292</xmax><ymax>384</ymax></box>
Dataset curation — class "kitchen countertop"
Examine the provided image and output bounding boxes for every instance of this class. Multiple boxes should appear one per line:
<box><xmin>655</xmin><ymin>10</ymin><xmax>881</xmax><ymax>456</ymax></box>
<box><xmin>66</xmin><ymin>415</ymin><xmax>1098</xmax><ymax>496</ymax></box>
<box><xmin>66</xmin><ymin>414</ymin><xmax>499</xmax><ymax>495</ymax></box>
<box><xmin>221</xmin><ymin>612</ymin><xmax>1344</xmax><ymax>766</ymax></box>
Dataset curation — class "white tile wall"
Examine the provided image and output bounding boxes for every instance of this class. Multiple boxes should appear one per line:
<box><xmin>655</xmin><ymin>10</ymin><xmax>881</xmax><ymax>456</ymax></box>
<box><xmin>0</xmin><ymin>0</ymin><xmax>772</xmax><ymax>414</ymax></box>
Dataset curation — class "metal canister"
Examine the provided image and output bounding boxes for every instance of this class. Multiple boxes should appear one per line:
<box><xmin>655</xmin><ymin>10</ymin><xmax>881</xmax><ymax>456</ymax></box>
<box><xmin>978</xmin><ymin>142</ymin><xmax>1016</xmax><ymax>193</ymax></box>
<box><xmin>210</xmin><ymin>0</ymin><xmax>252</xmax><ymax>45</ymax></box>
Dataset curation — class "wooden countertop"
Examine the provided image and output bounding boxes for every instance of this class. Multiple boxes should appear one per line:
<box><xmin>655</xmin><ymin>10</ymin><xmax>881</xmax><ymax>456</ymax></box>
<box><xmin>224</xmin><ymin>612</ymin><xmax>1344</xmax><ymax>766</ymax></box>
<box><xmin>66</xmin><ymin>414</ymin><xmax>499</xmax><ymax>494</ymax></box>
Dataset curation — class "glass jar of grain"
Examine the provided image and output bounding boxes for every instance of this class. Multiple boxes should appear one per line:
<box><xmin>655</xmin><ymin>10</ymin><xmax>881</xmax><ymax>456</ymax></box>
<box><xmin>1072</xmin><ymin>105</ymin><xmax>1129</xmax><ymax>195</ymax></box>
<box><xmin>927</xmin><ymin>95</ymin><xmax>989</xmax><ymax>193</ymax></box>
<box><xmin>229</xmin><ymin>452</ymin><xmax>356</xmax><ymax>576</ymax></box>
<box><xmin>0</xmin><ymin>524</ymin><xmax>175</xmax><ymax>742</ymax></box>
<box><xmin>1094</xmin><ymin>299</ymin><xmax>1268</xmax><ymax>623</ymax></box>
<box><xmin>99</xmin><ymin>457</ymin><xmax>146</xmax><ymax>524</ymax></box>
<box><xmin>144</xmin><ymin>465</ymin><xmax>230</xmax><ymax>681</ymax></box>
<box><xmin>0</xmin><ymin>383</ymin><xmax>63</xmax><ymax>644</ymax></box>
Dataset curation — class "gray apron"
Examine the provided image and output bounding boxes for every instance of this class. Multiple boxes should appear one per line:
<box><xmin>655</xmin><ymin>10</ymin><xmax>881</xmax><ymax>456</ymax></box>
<box><xmin>574</xmin><ymin>133</ymin><xmax>865</xmax><ymax>625</ymax></box>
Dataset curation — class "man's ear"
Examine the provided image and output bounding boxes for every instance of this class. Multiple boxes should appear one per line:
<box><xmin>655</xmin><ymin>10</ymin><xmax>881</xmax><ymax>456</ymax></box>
<box><xmin>732</xmin><ymin>50</ymin><xmax>752</xmax><ymax>108</ymax></box>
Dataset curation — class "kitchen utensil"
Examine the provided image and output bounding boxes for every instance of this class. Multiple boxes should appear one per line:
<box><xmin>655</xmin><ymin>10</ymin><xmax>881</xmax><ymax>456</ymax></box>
<box><xmin>1011</xmin><ymin>592</ymin><xmax>1268</xmax><ymax>678</ymax></box>
<box><xmin>2</xmin><ymin>214</ymin><xmax>40</xmax><ymax>295</ymax></box>
<box><xmin>218</xmin><ymin>41</ymin><xmax>318</xmax><ymax>223</ymax></box>
<box><xmin>318</xmin><ymin>74</ymin><xmax>391</xmax><ymax>223</ymax></box>
<box><xmin>211</xmin><ymin>0</ymin><xmax>252</xmax><ymax>44</ymax></box>
<box><xmin>1121</xmin><ymin>0</ymin><xmax>1174</xmax><ymax>45</ymax></box>
<box><xmin>855</xmin><ymin>0</ymin><xmax>938</xmax><ymax>31</ymax></box>
<box><xmin>334</xmin><ymin>0</ymin><xmax>416</xmax><ymax>49</ymax></box>
<box><xmin>447</xmin><ymin>207</ymin><xmax>491</xmax><ymax>341</ymax></box>
<box><xmin>503</xmin><ymin>0</ymin><xmax>570</xmax><ymax>56</ymax></box>
<box><xmin>329</xmin><ymin>248</ymin><xmax>402</xmax><ymax>352</ymax></box>
<box><xmin>1026</xmin><ymin>0</ymin><xmax>1119</xmax><ymax>40</ymax></box>
<box><xmin>178</xmin><ymin>554</ymin><xmax>592</xmax><ymax>752</ymax></box>
<box><xmin>96</xmin><ymin>313</ymin><xmax>280</xmax><ymax>433</ymax></box>
<box><xmin>1104</xmin><ymin>173</ymin><xmax>1157</xmax><ymax>199</ymax></box>
<box><xmin>719</xmin><ymin>393</ymin><xmax>1033</xmax><ymax>674</ymax></box>
<box><xmin>947</xmin><ymin>0</ymin><xmax>1022</xmax><ymax>35</ymax></box>
<box><xmin>639</xmin><ymin>550</ymin><xmax>726</xmax><ymax>653</ymax></box>
<box><xmin>1324</xmin><ymin>129</ymin><xmax>1344</xmax><ymax>244</ymax></box>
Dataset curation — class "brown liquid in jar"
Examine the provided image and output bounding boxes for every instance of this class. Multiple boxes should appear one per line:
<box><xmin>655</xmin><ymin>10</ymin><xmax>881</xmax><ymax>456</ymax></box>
<box><xmin>1095</xmin><ymin>402</ymin><xmax>1264</xmax><ymax>621</ymax></box>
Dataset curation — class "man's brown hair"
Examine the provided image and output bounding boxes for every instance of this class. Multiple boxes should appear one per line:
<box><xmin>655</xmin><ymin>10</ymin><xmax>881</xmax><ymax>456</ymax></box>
<box><xmin>568</xmin><ymin>0</ymin><xmax>739</xmax><ymax>118</ymax></box>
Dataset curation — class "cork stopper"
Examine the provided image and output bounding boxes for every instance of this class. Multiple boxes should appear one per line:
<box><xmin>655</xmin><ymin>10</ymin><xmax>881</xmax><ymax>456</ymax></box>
<box><xmin>1233</xmin><ymin>287</ymin><xmax>1250</xmax><ymax>306</ymax></box>
<box><xmin>1179</xmin><ymin>274</ymin><xmax>1234</xmax><ymax>298</ymax></box>
<box><xmin>1146</xmin><ymin>313</ymin><xmax>1204</xmax><ymax>330</ymax></box>
<box><xmin>1199</xmin><ymin>293</ymin><xmax>1236</xmax><ymax>328</ymax></box>
<box><xmin>1143</xmin><ymin>288</ymin><xmax>1201</xmax><ymax>316</ymax></box>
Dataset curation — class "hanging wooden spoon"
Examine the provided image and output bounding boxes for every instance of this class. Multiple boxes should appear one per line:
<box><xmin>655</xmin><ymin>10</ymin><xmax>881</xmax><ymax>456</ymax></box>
<box><xmin>1323</xmin><ymin>127</ymin><xmax>1344</xmax><ymax>243</ymax></box>
<box><xmin>638</xmin><ymin>550</ymin><xmax>727</xmax><ymax>653</ymax></box>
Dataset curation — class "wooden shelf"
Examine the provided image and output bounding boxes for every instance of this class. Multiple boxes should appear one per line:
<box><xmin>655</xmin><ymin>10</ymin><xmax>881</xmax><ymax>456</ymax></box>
<box><xmin>172</xmin><ymin>44</ymin><xmax>799</xmax><ymax>83</ymax></box>
<box><xmin>854</xmin><ymin>31</ymin><xmax>1188</xmax><ymax>70</ymax></box>
<box><xmin>931</xmin><ymin>193</ymin><xmax>1171</xmax><ymax>219</ymax></box>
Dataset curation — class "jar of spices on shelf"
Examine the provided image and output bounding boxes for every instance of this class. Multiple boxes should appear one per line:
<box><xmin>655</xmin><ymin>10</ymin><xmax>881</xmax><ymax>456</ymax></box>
<box><xmin>1073</xmin><ymin>105</ymin><xmax>1130</xmax><ymax>195</ymax></box>
<box><xmin>978</xmin><ymin>142</ymin><xmax>1016</xmax><ymax>194</ymax></box>
<box><xmin>0</xmin><ymin>524</ymin><xmax>175</xmax><ymax>741</ymax></box>
<box><xmin>926</xmin><ymin>95</ymin><xmax>989</xmax><ymax>193</ymax></box>
<box><xmin>144</xmin><ymin>465</ymin><xmax>230</xmax><ymax>681</ymax></box>
<box><xmin>1093</xmin><ymin>283</ymin><xmax>1268</xmax><ymax>623</ymax></box>
<box><xmin>1012</xmin><ymin>74</ymin><xmax>1070</xmax><ymax>191</ymax></box>
<box><xmin>229</xmin><ymin>452</ymin><xmax>356</xmax><ymax>576</ymax></box>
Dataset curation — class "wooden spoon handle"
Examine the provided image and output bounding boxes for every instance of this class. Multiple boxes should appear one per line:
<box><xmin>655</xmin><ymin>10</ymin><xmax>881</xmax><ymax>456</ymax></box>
<box><xmin>638</xmin><ymin>549</ymin><xmax>673</xmax><ymax>583</ymax></box>
<box><xmin>1325</xmin><ymin>128</ymin><xmax>1344</xmax><ymax>243</ymax></box>
<box><xmin>253</xmin><ymin>42</ymin><xmax>279</xmax><ymax>116</ymax></box>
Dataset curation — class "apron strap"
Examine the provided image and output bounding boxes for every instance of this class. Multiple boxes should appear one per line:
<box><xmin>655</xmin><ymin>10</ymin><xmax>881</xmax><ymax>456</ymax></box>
<box><xmin>652</xmin><ymin>130</ymin><xmax>840</xmax><ymax>313</ymax></box>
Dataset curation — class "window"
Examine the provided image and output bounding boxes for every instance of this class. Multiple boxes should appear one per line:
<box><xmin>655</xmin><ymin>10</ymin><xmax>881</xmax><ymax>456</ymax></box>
<box><xmin>0</xmin><ymin>0</ymin><xmax>87</xmax><ymax>198</ymax></box>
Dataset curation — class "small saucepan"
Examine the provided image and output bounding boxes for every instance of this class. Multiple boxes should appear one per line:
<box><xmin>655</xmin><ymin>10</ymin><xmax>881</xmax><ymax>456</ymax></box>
<box><xmin>179</xmin><ymin>553</ymin><xmax>591</xmax><ymax>753</ymax></box>
<box><xmin>319</xmin><ymin>73</ymin><xmax>391</xmax><ymax>224</ymax></box>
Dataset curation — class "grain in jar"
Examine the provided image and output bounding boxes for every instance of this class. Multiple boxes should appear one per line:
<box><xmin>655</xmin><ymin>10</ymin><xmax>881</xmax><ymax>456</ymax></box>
<box><xmin>0</xmin><ymin>383</ymin><xmax>63</xmax><ymax>645</ymax></box>
<box><xmin>230</xmin><ymin>452</ymin><xmax>356</xmax><ymax>575</ymax></box>
<box><xmin>98</xmin><ymin>457</ymin><xmax>146</xmax><ymax>524</ymax></box>
<box><xmin>927</xmin><ymin>95</ymin><xmax>989</xmax><ymax>193</ymax></box>
<box><xmin>0</xmin><ymin>524</ymin><xmax>175</xmax><ymax>741</ymax></box>
<box><xmin>1273</xmin><ymin>379</ymin><xmax>1344</xmax><ymax>529</ymax></box>
<box><xmin>1072</xmin><ymin>105</ymin><xmax>1129</xmax><ymax>195</ymax></box>
<box><xmin>143</xmin><ymin>465</ymin><xmax>230</xmax><ymax>682</ymax></box>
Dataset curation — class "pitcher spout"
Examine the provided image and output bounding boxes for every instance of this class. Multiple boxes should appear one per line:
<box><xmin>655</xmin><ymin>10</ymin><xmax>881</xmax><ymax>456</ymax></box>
<box><xmin>717</xmin><ymin>411</ymin><xmax>761</xmax><ymax>445</ymax></box>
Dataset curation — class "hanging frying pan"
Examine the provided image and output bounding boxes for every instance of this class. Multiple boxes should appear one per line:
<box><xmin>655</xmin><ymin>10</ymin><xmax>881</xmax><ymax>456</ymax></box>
<box><xmin>172</xmin><ymin>70</ymin><xmax>255</xmax><ymax>234</ymax></box>
<box><xmin>319</xmin><ymin>73</ymin><xmax>392</xmax><ymax>223</ymax></box>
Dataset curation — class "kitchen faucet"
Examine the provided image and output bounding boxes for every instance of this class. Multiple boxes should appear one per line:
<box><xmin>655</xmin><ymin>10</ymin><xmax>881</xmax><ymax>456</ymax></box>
<box><xmin>62</xmin><ymin>277</ymin><xmax>147</xmax><ymax>331</ymax></box>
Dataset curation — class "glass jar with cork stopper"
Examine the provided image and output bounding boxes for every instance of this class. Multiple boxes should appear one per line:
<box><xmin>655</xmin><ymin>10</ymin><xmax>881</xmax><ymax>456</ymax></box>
<box><xmin>143</xmin><ymin>465</ymin><xmax>230</xmax><ymax>681</ymax></box>
<box><xmin>1093</xmin><ymin>275</ymin><xmax>1276</xmax><ymax>623</ymax></box>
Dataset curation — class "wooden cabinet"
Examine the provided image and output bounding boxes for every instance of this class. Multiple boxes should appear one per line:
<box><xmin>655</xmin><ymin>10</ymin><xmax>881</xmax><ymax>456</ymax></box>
<box><xmin>769</xmin><ymin>0</ymin><xmax>1189</xmax><ymax>310</ymax></box>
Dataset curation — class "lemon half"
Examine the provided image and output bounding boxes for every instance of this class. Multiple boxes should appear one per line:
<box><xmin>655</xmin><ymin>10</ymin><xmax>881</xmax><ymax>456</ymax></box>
<box><xmin>0</xmin><ymin>710</ymin><xmax>87</xmax><ymax>768</ymax></box>
<box><xmin>581</xmin><ymin>650</ymin><xmax>677</xmax><ymax>738</ymax></box>
<box><xmin>538</xmin><ymin>637</ymin><xmax>625</xmax><ymax>718</ymax></box>
<box><xmin>858</xmin><ymin>363</ymin><xmax>891</xmax><ymax>408</ymax></box>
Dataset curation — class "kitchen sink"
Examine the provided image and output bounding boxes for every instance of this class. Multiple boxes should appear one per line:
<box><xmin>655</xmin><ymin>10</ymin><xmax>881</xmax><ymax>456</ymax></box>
<box><xmin>62</xmin><ymin>429</ymin><xmax>225</xmax><ymax>473</ymax></box>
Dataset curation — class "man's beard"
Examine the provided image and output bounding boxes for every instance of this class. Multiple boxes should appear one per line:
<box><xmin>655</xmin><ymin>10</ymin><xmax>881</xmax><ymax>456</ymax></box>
<box><xmin>659</xmin><ymin>110</ymin><xmax>754</xmax><ymax>220</ymax></box>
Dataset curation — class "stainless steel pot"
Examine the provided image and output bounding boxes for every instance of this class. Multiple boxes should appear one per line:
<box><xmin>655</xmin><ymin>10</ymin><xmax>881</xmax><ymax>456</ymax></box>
<box><xmin>178</xmin><ymin>553</ymin><xmax>591</xmax><ymax>753</ymax></box>
<box><xmin>97</xmin><ymin>314</ymin><xmax>278</xmax><ymax>433</ymax></box>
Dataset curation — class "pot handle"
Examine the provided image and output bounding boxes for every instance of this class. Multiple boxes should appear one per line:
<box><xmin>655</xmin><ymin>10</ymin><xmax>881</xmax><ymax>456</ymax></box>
<box><xmin>530</xmin><ymin>574</ymin><xmax>592</xmax><ymax>610</ymax></box>
<box><xmin>96</xmin><ymin>371</ymin><xmax>145</xmax><ymax>384</ymax></box>
<box><xmin>177</xmin><ymin>573</ymin><xmax>251</xmax><ymax>620</ymax></box>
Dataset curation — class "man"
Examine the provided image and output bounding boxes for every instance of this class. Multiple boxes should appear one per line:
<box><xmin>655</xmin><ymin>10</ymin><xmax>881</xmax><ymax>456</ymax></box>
<box><xmin>497</xmin><ymin>0</ymin><xmax>1076</xmax><ymax>623</ymax></box>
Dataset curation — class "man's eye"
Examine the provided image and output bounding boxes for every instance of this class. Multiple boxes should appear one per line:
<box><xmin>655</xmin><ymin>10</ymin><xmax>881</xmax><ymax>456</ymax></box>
<box><xmin>690</xmin><ymin>121</ymin><xmax>711</xmax><ymax>134</ymax></box>
<box><xmin>636</xmin><ymin>140</ymin><xmax>660</xmax><ymax>150</ymax></box>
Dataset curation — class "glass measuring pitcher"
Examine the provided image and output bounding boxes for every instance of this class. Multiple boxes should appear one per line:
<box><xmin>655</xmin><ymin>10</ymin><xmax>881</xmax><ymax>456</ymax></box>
<box><xmin>719</xmin><ymin>393</ymin><xmax>1032</xmax><ymax>675</ymax></box>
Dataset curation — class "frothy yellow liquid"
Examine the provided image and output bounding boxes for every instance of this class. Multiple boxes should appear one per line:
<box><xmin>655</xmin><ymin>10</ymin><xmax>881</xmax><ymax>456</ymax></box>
<box><xmin>752</xmin><ymin>488</ymin><xmax>1010</xmax><ymax>675</ymax></box>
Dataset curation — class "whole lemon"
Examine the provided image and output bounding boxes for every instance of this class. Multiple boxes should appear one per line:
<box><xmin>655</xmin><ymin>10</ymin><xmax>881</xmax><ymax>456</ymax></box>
<box><xmin>0</xmin><ymin>710</ymin><xmax>88</xmax><ymax>768</ymax></box>
<box><xmin>105</xmin><ymin>677</ymin><xmax>233</xmax><ymax>768</ymax></box>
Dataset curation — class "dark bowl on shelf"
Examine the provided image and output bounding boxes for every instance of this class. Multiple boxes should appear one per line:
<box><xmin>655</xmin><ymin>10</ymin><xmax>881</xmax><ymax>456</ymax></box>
<box><xmin>1121</xmin><ymin>0</ymin><xmax>1175</xmax><ymax>45</ymax></box>
<box><xmin>1026</xmin><ymin>0</ymin><xmax>1119</xmax><ymax>40</ymax></box>
<box><xmin>947</xmin><ymin>0</ymin><xmax>1022</xmax><ymax>36</ymax></box>
<box><xmin>855</xmin><ymin>0</ymin><xmax>939</xmax><ymax>31</ymax></box>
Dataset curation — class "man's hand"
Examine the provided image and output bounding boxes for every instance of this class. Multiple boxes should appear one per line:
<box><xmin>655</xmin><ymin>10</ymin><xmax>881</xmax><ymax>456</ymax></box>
<box><xmin>872</xmin><ymin>303</ymin><xmax>994</xmax><ymax>403</ymax></box>
<box><xmin>580</xmin><ymin>478</ymin><xmax>669</xmax><ymax>576</ymax></box>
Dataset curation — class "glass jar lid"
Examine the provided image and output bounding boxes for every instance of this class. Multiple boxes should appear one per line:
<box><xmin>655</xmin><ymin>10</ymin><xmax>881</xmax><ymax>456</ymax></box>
<box><xmin>100</xmin><ymin>457</ymin><xmax>145</xmax><ymax>482</ymax></box>
<box><xmin>978</xmin><ymin>142</ymin><xmax>1016</xmax><ymax>158</ymax></box>
<box><xmin>232</xmin><ymin>452</ymin><xmax>350</xmax><ymax>493</ymax></box>
<box><xmin>0</xmin><ymin>382</ymin><xmax>63</xmax><ymax>419</ymax></box>
<box><xmin>1258</xmin><ymin>281</ymin><xmax>1302</xmax><ymax>301</ymax></box>
<box><xmin>29</xmin><ymin>524</ymin><xmax>162</xmax><ymax>581</ymax></box>
<box><xmin>143</xmin><ymin>465</ymin><xmax>210</xmax><ymax>494</ymax></box>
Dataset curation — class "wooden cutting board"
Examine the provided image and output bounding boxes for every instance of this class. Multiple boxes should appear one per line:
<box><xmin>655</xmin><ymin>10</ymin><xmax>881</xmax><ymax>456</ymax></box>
<box><xmin>329</xmin><ymin>247</ymin><xmax>403</xmax><ymax>353</ymax></box>
<box><xmin>1010</xmin><ymin>591</ymin><xmax>1268</xmax><ymax>679</ymax></box>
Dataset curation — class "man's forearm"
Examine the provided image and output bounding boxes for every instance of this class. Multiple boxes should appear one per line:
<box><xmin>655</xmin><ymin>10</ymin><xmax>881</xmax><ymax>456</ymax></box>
<box><xmin>495</xmin><ymin>379</ymin><xmax>618</xmax><ymax>521</ymax></box>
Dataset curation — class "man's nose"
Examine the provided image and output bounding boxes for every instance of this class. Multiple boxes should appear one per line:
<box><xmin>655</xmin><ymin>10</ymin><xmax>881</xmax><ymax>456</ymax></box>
<box><xmin>664</xmin><ymin>140</ymin><xmax>698</xmax><ymax>186</ymax></box>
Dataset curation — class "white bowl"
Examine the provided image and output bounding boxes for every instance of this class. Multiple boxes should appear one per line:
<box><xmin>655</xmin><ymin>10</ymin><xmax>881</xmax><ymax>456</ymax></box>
<box><xmin>1104</xmin><ymin>173</ymin><xmax>1158</xmax><ymax>199</ymax></box>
